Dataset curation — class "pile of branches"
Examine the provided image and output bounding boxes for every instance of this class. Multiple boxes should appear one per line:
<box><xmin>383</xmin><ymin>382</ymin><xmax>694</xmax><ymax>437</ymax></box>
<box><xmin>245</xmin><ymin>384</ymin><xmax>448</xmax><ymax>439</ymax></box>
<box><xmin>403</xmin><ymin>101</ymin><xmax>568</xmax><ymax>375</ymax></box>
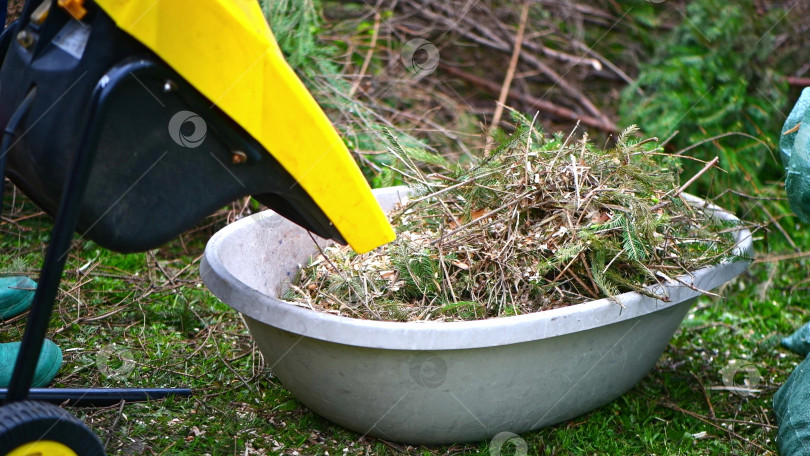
<box><xmin>287</xmin><ymin>119</ymin><xmax>744</xmax><ymax>322</ymax></box>
<box><xmin>337</xmin><ymin>0</ymin><xmax>660</xmax><ymax>137</ymax></box>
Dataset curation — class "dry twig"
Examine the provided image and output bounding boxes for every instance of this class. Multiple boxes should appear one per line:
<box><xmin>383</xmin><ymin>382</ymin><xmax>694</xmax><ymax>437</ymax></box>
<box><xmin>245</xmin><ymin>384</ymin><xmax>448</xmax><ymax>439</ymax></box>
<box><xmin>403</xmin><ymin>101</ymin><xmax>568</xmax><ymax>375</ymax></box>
<box><xmin>289</xmin><ymin>123</ymin><xmax>744</xmax><ymax>322</ymax></box>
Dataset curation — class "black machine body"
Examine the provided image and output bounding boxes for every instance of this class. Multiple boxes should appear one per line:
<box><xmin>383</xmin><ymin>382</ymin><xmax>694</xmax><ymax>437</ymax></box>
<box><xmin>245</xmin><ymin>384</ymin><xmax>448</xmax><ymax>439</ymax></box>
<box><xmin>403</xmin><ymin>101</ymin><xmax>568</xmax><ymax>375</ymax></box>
<box><xmin>0</xmin><ymin>1</ymin><xmax>343</xmax><ymax>253</ymax></box>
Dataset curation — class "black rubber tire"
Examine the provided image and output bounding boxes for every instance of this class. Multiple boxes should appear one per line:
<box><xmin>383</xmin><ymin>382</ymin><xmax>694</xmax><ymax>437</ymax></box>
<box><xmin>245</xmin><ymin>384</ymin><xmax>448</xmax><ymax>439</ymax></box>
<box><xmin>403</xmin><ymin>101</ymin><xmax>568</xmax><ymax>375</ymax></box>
<box><xmin>0</xmin><ymin>400</ymin><xmax>105</xmax><ymax>455</ymax></box>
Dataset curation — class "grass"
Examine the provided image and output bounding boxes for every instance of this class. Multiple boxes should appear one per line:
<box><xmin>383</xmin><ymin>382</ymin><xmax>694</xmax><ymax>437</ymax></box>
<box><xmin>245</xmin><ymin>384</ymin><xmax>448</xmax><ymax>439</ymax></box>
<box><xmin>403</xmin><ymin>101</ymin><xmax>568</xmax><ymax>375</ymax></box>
<box><xmin>1</xmin><ymin>179</ymin><xmax>807</xmax><ymax>455</ymax></box>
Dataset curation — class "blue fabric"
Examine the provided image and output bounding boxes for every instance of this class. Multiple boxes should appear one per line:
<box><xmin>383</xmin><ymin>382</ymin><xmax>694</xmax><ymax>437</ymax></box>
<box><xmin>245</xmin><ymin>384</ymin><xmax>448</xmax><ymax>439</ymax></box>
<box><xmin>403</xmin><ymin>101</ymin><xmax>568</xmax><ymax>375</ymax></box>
<box><xmin>782</xmin><ymin>322</ymin><xmax>810</xmax><ymax>358</ymax></box>
<box><xmin>780</xmin><ymin>88</ymin><xmax>810</xmax><ymax>223</ymax></box>
<box><xmin>774</xmin><ymin>322</ymin><xmax>810</xmax><ymax>455</ymax></box>
<box><xmin>0</xmin><ymin>339</ymin><xmax>62</xmax><ymax>388</ymax></box>
<box><xmin>0</xmin><ymin>276</ymin><xmax>36</xmax><ymax>319</ymax></box>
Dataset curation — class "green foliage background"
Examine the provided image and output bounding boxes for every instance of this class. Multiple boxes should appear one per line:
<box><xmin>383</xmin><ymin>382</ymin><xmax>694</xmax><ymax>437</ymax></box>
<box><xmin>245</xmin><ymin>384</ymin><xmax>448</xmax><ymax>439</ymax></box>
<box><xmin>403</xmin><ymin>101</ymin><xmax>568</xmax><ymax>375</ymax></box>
<box><xmin>620</xmin><ymin>0</ymin><xmax>788</xmax><ymax>194</ymax></box>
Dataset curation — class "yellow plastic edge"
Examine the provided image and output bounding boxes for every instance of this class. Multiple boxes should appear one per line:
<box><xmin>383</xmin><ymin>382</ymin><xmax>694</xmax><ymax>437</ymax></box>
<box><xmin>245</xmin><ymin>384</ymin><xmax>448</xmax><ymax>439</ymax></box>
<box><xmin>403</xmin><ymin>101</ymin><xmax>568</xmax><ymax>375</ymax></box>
<box><xmin>7</xmin><ymin>440</ymin><xmax>79</xmax><ymax>456</ymax></box>
<box><xmin>93</xmin><ymin>0</ymin><xmax>394</xmax><ymax>253</ymax></box>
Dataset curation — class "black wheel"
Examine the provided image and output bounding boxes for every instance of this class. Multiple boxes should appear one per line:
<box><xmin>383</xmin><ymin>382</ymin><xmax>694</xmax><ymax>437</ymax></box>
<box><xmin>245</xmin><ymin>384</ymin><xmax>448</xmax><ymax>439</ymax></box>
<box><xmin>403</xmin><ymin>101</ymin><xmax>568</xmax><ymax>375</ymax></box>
<box><xmin>0</xmin><ymin>401</ymin><xmax>105</xmax><ymax>456</ymax></box>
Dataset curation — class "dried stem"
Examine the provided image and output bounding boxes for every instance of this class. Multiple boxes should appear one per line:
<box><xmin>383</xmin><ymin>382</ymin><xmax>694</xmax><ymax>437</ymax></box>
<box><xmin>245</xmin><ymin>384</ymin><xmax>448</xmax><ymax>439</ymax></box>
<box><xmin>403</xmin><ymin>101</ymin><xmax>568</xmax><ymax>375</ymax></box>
<box><xmin>291</xmin><ymin>124</ymin><xmax>743</xmax><ymax>322</ymax></box>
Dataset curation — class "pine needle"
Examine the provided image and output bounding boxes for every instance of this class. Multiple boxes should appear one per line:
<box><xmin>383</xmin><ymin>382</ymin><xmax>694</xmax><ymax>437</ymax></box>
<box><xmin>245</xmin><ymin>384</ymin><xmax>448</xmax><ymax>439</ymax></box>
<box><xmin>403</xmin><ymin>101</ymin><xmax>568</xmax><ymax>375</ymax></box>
<box><xmin>290</xmin><ymin>121</ymin><xmax>747</xmax><ymax>322</ymax></box>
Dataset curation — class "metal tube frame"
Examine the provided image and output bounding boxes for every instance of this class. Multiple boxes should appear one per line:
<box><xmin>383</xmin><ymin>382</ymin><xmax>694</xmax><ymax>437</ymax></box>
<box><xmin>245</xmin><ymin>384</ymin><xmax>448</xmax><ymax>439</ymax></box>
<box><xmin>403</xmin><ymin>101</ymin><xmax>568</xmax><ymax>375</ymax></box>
<box><xmin>1</xmin><ymin>62</ymin><xmax>191</xmax><ymax>405</ymax></box>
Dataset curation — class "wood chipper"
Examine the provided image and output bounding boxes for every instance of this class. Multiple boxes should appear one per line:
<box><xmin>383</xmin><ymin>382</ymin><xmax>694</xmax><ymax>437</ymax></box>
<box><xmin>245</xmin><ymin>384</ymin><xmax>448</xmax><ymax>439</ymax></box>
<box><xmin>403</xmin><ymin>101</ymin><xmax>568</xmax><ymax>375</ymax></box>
<box><xmin>0</xmin><ymin>0</ymin><xmax>394</xmax><ymax>453</ymax></box>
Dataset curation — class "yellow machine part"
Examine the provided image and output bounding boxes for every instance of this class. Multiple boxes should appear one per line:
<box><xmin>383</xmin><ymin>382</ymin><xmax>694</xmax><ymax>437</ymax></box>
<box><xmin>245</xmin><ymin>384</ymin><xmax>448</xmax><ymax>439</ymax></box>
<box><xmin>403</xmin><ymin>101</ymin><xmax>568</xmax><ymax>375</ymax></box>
<box><xmin>7</xmin><ymin>441</ymin><xmax>78</xmax><ymax>456</ymax></box>
<box><xmin>91</xmin><ymin>0</ymin><xmax>395</xmax><ymax>253</ymax></box>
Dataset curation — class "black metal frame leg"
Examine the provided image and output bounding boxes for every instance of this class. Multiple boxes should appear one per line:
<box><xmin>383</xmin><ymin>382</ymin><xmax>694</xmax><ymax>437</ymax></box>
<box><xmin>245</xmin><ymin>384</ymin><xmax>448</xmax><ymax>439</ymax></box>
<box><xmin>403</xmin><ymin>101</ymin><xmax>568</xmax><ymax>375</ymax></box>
<box><xmin>1</xmin><ymin>61</ymin><xmax>193</xmax><ymax>407</ymax></box>
<box><xmin>3</xmin><ymin>64</ymin><xmax>189</xmax><ymax>404</ymax></box>
<box><xmin>4</xmin><ymin>79</ymin><xmax>107</xmax><ymax>402</ymax></box>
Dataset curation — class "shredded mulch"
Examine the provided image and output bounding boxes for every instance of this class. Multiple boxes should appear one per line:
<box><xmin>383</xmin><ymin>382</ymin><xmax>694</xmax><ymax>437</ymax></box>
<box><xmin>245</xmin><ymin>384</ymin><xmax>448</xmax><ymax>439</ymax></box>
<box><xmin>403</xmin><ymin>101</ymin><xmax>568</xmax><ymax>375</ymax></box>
<box><xmin>288</xmin><ymin>121</ymin><xmax>745</xmax><ymax>322</ymax></box>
